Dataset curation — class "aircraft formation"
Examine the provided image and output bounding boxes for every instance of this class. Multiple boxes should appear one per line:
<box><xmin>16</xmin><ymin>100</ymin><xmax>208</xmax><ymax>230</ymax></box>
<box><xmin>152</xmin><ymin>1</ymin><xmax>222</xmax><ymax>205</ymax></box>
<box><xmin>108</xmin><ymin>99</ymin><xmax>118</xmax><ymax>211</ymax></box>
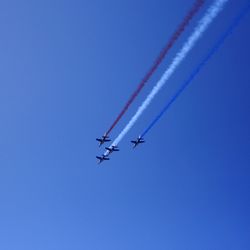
<box><xmin>96</xmin><ymin>135</ymin><xmax>144</xmax><ymax>163</ymax></box>
<box><xmin>96</xmin><ymin>0</ymin><xmax>249</xmax><ymax>164</ymax></box>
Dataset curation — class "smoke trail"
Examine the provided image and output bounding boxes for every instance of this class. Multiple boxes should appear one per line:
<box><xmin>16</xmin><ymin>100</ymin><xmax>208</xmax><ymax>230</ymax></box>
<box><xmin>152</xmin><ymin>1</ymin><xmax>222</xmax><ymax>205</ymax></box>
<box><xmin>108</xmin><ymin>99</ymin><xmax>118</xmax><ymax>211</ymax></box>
<box><xmin>141</xmin><ymin>2</ymin><xmax>250</xmax><ymax>138</ymax></box>
<box><xmin>105</xmin><ymin>0</ymin><xmax>229</xmax><ymax>153</ymax></box>
<box><xmin>105</xmin><ymin>0</ymin><xmax>204</xmax><ymax>136</ymax></box>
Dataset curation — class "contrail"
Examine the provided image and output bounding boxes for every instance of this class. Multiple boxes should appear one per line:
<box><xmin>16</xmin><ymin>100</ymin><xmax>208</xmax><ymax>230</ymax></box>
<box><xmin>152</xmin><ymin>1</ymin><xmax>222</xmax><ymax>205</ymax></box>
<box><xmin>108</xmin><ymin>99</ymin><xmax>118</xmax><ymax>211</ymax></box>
<box><xmin>106</xmin><ymin>0</ymin><xmax>229</xmax><ymax>153</ymax></box>
<box><xmin>141</xmin><ymin>2</ymin><xmax>250</xmax><ymax>138</ymax></box>
<box><xmin>104</xmin><ymin>0</ymin><xmax>204</xmax><ymax>136</ymax></box>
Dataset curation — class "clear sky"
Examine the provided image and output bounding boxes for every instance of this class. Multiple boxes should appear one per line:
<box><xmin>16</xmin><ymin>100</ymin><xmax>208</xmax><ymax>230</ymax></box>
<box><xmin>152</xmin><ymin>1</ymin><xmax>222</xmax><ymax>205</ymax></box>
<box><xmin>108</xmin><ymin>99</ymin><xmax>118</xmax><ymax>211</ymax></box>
<box><xmin>0</xmin><ymin>1</ymin><xmax>249</xmax><ymax>249</ymax></box>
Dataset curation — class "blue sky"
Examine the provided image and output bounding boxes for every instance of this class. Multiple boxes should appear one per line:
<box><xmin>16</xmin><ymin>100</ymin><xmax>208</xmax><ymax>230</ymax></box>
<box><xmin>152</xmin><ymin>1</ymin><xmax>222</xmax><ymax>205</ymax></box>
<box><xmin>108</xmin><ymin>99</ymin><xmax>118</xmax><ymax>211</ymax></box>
<box><xmin>0</xmin><ymin>0</ymin><xmax>249</xmax><ymax>249</ymax></box>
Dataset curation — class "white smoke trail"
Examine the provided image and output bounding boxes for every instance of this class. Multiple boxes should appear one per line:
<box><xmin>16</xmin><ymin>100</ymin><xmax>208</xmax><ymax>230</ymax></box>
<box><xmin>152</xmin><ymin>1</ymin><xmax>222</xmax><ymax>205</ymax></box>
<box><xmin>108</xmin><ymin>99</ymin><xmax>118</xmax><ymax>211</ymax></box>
<box><xmin>105</xmin><ymin>0</ymin><xmax>229</xmax><ymax>154</ymax></box>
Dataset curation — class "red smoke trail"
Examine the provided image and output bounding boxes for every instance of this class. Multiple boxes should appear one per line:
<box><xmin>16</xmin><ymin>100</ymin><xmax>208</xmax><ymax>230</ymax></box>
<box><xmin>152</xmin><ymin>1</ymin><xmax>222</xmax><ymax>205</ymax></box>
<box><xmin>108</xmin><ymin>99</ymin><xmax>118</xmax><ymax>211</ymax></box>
<box><xmin>106</xmin><ymin>0</ymin><xmax>204</xmax><ymax>136</ymax></box>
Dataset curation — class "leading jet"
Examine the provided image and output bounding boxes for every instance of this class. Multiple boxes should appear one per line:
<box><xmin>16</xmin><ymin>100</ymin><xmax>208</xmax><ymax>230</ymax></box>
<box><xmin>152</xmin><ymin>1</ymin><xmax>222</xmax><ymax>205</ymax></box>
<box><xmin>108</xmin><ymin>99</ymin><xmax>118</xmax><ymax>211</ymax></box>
<box><xmin>131</xmin><ymin>137</ymin><xmax>145</xmax><ymax>148</ymax></box>
<box><xmin>96</xmin><ymin>155</ymin><xmax>110</xmax><ymax>164</ymax></box>
<box><xmin>105</xmin><ymin>145</ymin><xmax>119</xmax><ymax>156</ymax></box>
<box><xmin>96</xmin><ymin>134</ymin><xmax>111</xmax><ymax>147</ymax></box>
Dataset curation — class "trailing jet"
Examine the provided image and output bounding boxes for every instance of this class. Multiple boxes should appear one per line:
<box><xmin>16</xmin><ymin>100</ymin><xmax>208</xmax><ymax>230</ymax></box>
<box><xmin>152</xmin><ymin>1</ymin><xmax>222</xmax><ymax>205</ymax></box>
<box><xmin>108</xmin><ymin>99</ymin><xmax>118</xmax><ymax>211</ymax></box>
<box><xmin>96</xmin><ymin>134</ymin><xmax>111</xmax><ymax>147</ymax></box>
<box><xmin>131</xmin><ymin>137</ymin><xmax>145</xmax><ymax>148</ymax></box>
<box><xmin>96</xmin><ymin>155</ymin><xmax>110</xmax><ymax>164</ymax></box>
<box><xmin>105</xmin><ymin>145</ymin><xmax>119</xmax><ymax>156</ymax></box>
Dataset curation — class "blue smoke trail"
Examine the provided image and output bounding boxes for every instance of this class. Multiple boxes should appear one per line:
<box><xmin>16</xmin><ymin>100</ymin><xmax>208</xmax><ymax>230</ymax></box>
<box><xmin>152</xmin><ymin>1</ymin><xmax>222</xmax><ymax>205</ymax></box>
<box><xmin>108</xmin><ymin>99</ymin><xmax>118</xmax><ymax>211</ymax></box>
<box><xmin>141</xmin><ymin>3</ymin><xmax>250</xmax><ymax>138</ymax></box>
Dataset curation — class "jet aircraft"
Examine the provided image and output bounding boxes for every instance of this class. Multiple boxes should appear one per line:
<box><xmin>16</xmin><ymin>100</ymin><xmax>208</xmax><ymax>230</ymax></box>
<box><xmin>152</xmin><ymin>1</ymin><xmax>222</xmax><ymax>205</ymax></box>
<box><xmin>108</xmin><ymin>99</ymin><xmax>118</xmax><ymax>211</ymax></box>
<box><xmin>96</xmin><ymin>134</ymin><xmax>111</xmax><ymax>147</ymax></box>
<box><xmin>105</xmin><ymin>145</ymin><xmax>119</xmax><ymax>156</ymax></box>
<box><xmin>131</xmin><ymin>137</ymin><xmax>145</xmax><ymax>148</ymax></box>
<box><xmin>96</xmin><ymin>155</ymin><xmax>110</xmax><ymax>164</ymax></box>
